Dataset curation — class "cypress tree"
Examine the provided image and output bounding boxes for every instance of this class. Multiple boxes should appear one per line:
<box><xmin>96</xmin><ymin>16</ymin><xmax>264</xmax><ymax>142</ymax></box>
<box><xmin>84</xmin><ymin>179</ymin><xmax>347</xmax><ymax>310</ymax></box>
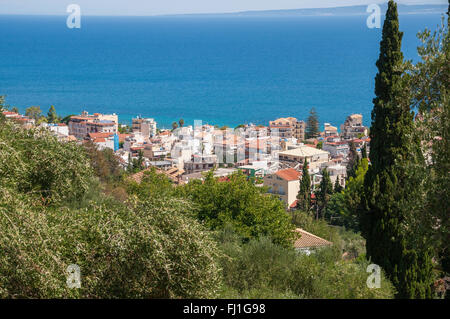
<box><xmin>347</xmin><ymin>141</ymin><xmax>359</xmax><ymax>179</ymax></box>
<box><xmin>296</xmin><ymin>159</ymin><xmax>311</xmax><ymax>212</ymax></box>
<box><xmin>305</xmin><ymin>107</ymin><xmax>319</xmax><ymax>139</ymax></box>
<box><xmin>334</xmin><ymin>176</ymin><xmax>343</xmax><ymax>193</ymax></box>
<box><xmin>360</xmin><ymin>0</ymin><xmax>433</xmax><ymax>298</ymax></box>
<box><xmin>47</xmin><ymin>105</ymin><xmax>59</xmax><ymax>123</ymax></box>
<box><xmin>361</xmin><ymin>144</ymin><xmax>368</xmax><ymax>159</ymax></box>
<box><xmin>316</xmin><ymin>168</ymin><xmax>333</xmax><ymax>218</ymax></box>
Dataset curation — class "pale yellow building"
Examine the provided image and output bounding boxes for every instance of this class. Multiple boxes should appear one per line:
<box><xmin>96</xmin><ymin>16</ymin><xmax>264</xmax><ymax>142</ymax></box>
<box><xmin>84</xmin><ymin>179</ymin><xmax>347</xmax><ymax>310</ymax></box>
<box><xmin>264</xmin><ymin>168</ymin><xmax>301</xmax><ymax>208</ymax></box>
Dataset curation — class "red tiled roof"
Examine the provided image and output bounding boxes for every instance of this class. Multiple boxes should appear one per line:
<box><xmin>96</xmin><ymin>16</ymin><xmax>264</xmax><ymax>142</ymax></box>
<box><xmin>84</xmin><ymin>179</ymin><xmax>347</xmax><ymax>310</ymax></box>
<box><xmin>88</xmin><ymin>132</ymin><xmax>114</xmax><ymax>139</ymax></box>
<box><xmin>275</xmin><ymin>168</ymin><xmax>301</xmax><ymax>181</ymax></box>
<box><xmin>294</xmin><ymin>228</ymin><xmax>332</xmax><ymax>249</ymax></box>
<box><xmin>118</xmin><ymin>134</ymin><xmax>131</xmax><ymax>143</ymax></box>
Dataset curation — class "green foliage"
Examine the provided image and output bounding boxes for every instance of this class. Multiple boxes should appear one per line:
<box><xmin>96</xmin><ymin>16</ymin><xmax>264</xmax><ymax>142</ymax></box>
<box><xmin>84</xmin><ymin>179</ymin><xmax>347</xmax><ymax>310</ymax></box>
<box><xmin>361</xmin><ymin>144</ymin><xmax>368</xmax><ymax>159</ymax></box>
<box><xmin>179</xmin><ymin>118</ymin><xmax>184</xmax><ymax>127</ymax></box>
<box><xmin>315</xmin><ymin>168</ymin><xmax>333</xmax><ymax>218</ymax></box>
<box><xmin>0</xmin><ymin>121</ymin><xmax>94</xmax><ymax>205</ymax></box>
<box><xmin>296</xmin><ymin>159</ymin><xmax>311</xmax><ymax>212</ymax></box>
<box><xmin>0</xmin><ymin>191</ymin><xmax>222</xmax><ymax>298</ymax></box>
<box><xmin>405</xmin><ymin>14</ymin><xmax>450</xmax><ymax>293</ymax></box>
<box><xmin>84</xmin><ymin>141</ymin><xmax>124</xmax><ymax>184</ymax></box>
<box><xmin>360</xmin><ymin>1</ymin><xmax>434</xmax><ymax>298</ymax></box>
<box><xmin>25</xmin><ymin>106</ymin><xmax>43</xmax><ymax>121</ymax></box>
<box><xmin>216</xmin><ymin>228</ymin><xmax>394</xmax><ymax>299</ymax></box>
<box><xmin>316</xmin><ymin>141</ymin><xmax>323</xmax><ymax>149</ymax></box>
<box><xmin>0</xmin><ymin>95</ymin><xmax>5</xmax><ymax>111</ymax></box>
<box><xmin>47</xmin><ymin>105</ymin><xmax>60</xmax><ymax>123</ymax></box>
<box><xmin>328</xmin><ymin>158</ymin><xmax>368</xmax><ymax>230</ymax></box>
<box><xmin>127</xmin><ymin>167</ymin><xmax>174</xmax><ymax>199</ymax></box>
<box><xmin>347</xmin><ymin>141</ymin><xmax>359</xmax><ymax>179</ymax></box>
<box><xmin>334</xmin><ymin>176</ymin><xmax>343</xmax><ymax>193</ymax></box>
<box><xmin>118</xmin><ymin>124</ymin><xmax>131</xmax><ymax>134</ymax></box>
<box><xmin>61</xmin><ymin>114</ymin><xmax>75</xmax><ymax>125</ymax></box>
<box><xmin>306</xmin><ymin>107</ymin><xmax>319</xmax><ymax>139</ymax></box>
<box><xmin>0</xmin><ymin>122</ymin><xmax>222</xmax><ymax>298</ymax></box>
<box><xmin>127</xmin><ymin>150</ymin><xmax>145</xmax><ymax>174</ymax></box>
<box><xmin>171</xmin><ymin>121</ymin><xmax>178</xmax><ymax>131</ymax></box>
<box><xmin>180</xmin><ymin>170</ymin><xmax>296</xmax><ymax>247</ymax></box>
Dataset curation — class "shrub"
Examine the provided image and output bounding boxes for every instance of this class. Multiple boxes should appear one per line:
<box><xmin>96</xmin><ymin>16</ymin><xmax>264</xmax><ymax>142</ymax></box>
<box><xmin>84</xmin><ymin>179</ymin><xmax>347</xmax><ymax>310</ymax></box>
<box><xmin>216</xmin><ymin>232</ymin><xmax>395</xmax><ymax>299</ymax></box>
<box><xmin>181</xmin><ymin>171</ymin><xmax>296</xmax><ymax>247</ymax></box>
<box><xmin>0</xmin><ymin>121</ymin><xmax>93</xmax><ymax>204</ymax></box>
<box><xmin>0</xmin><ymin>193</ymin><xmax>222</xmax><ymax>298</ymax></box>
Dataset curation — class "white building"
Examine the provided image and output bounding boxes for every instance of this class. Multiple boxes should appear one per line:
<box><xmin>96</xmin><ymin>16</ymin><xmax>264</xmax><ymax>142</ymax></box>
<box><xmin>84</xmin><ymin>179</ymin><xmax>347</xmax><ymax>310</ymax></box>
<box><xmin>278</xmin><ymin>144</ymin><xmax>330</xmax><ymax>171</ymax></box>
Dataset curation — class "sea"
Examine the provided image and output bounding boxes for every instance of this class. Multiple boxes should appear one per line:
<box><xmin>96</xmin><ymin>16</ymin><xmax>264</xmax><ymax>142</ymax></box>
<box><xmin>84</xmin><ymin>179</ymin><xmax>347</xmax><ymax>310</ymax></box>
<box><xmin>0</xmin><ymin>12</ymin><xmax>446</xmax><ymax>129</ymax></box>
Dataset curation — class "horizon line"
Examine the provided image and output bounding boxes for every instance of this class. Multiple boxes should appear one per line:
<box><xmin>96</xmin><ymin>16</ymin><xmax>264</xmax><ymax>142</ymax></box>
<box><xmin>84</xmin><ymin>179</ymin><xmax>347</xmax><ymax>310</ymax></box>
<box><xmin>0</xmin><ymin>3</ymin><xmax>447</xmax><ymax>18</ymax></box>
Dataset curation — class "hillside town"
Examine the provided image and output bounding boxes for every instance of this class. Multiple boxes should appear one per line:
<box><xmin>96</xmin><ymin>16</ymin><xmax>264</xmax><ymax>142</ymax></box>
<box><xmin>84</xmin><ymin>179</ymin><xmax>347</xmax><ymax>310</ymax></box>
<box><xmin>1</xmin><ymin>108</ymin><xmax>370</xmax><ymax>210</ymax></box>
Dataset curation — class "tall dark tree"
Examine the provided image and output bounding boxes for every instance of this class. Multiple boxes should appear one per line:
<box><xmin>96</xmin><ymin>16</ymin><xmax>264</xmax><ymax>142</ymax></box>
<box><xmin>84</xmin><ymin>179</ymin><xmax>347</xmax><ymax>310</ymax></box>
<box><xmin>347</xmin><ymin>141</ymin><xmax>359</xmax><ymax>179</ymax></box>
<box><xmin>315</xmin><ymin>168</ymin><xmax>333</xmax><ymax>219</ymax></box>
<box><xmin>296</xmin><ymin>159</ymin><xmax>311</xmax><ymax>212</ymax></box>
<box><xmin>305</xmin><ymin>107</ymin><xmax>319</xmax><ymax>139</ymax></box>
<box><xmin>406</xmin><ymin>8</ymin><xmax>450</xmax><ymax>297</ymax></box>
<box><xmin>172</xmin><ymin>122</ymin><xmax>179</xmax><ymax>131</ymax></box>
<box><xmin>47</xmin><ymin>105</ymin><xmax>59</xmax><ymax>123</ymax></box>
<box><xmin>179</xmin><ymin>119</ymin><xmax>185</xmax><ymax>127</ymax></box>
<box><xmin>361</xmin><ymin>144</ymin><xmax>368</xmax><ymax>159</ymax></box>
<box><xmin>360</xmin><ymin>0</ymin><xmax>433</xmax><ymax>298</ymax></box>
<box><xmin>334</xmin><ymin>176</ymin><xmax>343</xmax><ymax>193</ymax></box>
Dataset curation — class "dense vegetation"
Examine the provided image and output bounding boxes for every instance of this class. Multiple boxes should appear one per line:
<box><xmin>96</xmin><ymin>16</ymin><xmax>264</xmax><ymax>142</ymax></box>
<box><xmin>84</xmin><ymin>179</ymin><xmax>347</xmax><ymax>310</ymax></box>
<box><xmin>0</xmin><ymin>116</ymin><xmax>397</xmax><ymax>298</ymax></box>
<box><xmin>322</xmin><ymin>1</ymin><xmax>449</xmax><ymax>298</ymax></box>
<box><xmin>0</xmin><ymin>1</ymin><xmax>447</xmax><ymax>299</ymax></box>
<box><xmin>0</xmin><ymin>120</ymin><xmax>221</xmax><ymax>298</ymax></box>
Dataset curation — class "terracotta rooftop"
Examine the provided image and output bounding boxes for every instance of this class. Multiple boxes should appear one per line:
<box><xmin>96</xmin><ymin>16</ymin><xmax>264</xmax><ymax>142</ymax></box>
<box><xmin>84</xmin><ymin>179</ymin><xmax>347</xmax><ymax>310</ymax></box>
<box><xmin>88</xmin><ymin>132</ymin><xmax>114</xmax><ymax>139</ymax></box>
<box><xmin>294</xmin><ymin>228</ymin><xmax>332</xmax><ymax>249</ymax></box>
<box><xmin>118</xmin><ymin>134</ymin><xmax>131</xmax><ymax>143</ymax></box>
<box><xmin>275</xmin><ymin>168</ymin><xmax>301</xmax><ymax>181</ymax></box>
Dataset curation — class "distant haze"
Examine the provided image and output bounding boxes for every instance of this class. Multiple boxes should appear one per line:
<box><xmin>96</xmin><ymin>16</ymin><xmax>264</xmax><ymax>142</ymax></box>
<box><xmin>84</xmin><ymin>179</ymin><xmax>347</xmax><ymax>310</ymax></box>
<box><xmin>0</xmin><ymin>0</ymin><xmax>447</xmax><ymax>16</ymax></box>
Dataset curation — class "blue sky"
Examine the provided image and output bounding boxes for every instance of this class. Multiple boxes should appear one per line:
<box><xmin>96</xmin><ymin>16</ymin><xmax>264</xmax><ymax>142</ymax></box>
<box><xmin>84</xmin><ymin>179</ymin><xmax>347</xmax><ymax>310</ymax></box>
<box><xmin>0</xmin><ymin>0</ymin><xmax>446</xmax><ymax>16</ymax></box>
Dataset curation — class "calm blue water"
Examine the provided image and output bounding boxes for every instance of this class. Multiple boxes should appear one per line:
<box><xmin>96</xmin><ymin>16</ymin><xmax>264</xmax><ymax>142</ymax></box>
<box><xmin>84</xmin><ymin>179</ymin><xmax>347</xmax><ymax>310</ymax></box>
<box><xmin>0</xmin><ymin>14</ymin><xmax>444</xmax><ymax>129</ymax></box>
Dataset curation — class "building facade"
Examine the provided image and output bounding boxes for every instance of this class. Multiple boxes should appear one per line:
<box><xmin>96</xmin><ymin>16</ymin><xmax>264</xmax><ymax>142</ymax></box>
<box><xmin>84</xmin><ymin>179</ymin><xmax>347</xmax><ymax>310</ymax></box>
<box><xmin>264</xmin><ymin>168</ymin><xmax>301</xmax><ymax>208</ymax></box>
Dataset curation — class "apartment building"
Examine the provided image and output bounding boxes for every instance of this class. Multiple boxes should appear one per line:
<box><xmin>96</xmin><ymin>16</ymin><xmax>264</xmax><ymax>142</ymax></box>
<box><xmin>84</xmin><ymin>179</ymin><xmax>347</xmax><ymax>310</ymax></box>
<box><xmin>183</xmin><ymin>154</ymin><xmax>218</xmax><ymax>174</ymax></box>
<box><xmin>264</xmin><ymin>168</ymin><xmax>301</xmax><ymax>208</ymax></box>
<box><xmin>323</xmin><ymin>123</ymin><xmax>338</xmax><ymax>137</ymax></box>
<box><xmin>132</xmin><ymin>116</ymin><xmax>157</xmax><ymax>138</ymax></box>
<box><xmin>278</xmin><ymin>144</ymin><xmax>330</xmax><ymax>171</ymax></box>
<box><xmin>340</xmin><ymin>114</ymin><xmax>368</xmax><ymax>140</ymax></box>
<box><xmin>68</xmin><ymin>111</ymin><xmax>118</xmax><ymax>139</ymax></box>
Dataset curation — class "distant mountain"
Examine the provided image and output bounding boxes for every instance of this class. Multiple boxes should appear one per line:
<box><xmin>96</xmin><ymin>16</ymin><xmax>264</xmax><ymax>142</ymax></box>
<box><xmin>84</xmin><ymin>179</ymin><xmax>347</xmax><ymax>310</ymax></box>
<box><xmin>180</xmin><ymin>4</ymin><xmax>448</xmax><ymax>18</ymax></box>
